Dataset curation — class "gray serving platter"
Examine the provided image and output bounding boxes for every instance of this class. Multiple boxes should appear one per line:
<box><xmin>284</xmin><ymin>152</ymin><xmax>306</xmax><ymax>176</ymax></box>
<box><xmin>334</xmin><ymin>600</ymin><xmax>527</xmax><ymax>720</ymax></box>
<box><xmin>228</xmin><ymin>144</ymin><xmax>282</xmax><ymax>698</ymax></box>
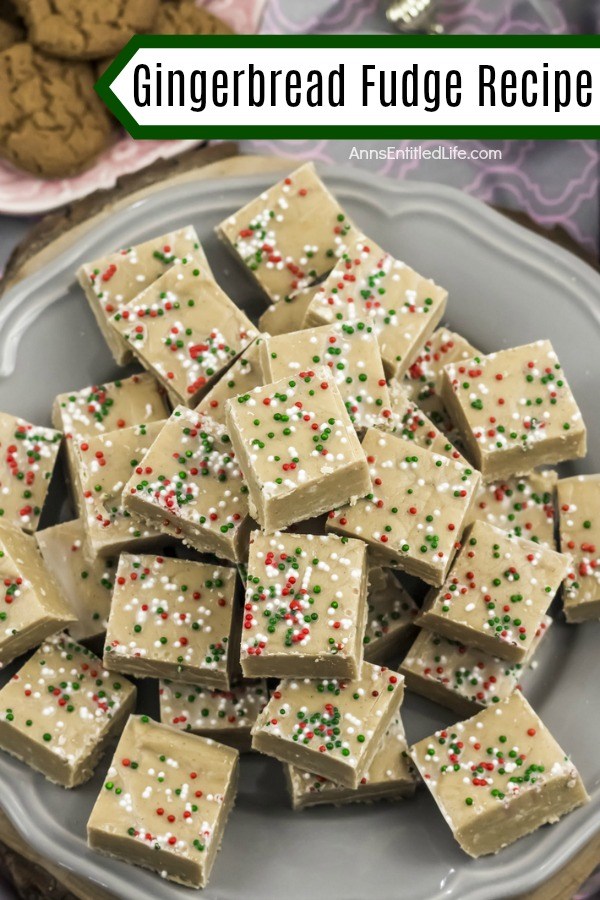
<box><xmin>0</xmin><ymin>168</ymin><xmax>598</xmax><ymax>900</ymax></box>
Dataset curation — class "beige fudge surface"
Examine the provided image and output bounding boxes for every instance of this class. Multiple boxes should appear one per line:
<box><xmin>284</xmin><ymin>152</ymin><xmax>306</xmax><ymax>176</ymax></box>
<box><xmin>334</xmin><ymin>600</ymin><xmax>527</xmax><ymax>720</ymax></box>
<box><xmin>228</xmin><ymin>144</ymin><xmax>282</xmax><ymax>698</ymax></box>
<box><xmin>410</xmin><ymin>691</ymin><xmax>589</xmax><ymax>857</ymax></box>
<box><xmin>53</xmin><ymin>373</ymin><xmax>169</xmax><ymax>512</ymax></box>
<box><xmin>400</xmin><ymin>616</ymin><xmax>551</xmax><ymax>719</ymax></box>
<box><xmin>195</xmin><ymin>335</ymin><xmax>266</xmax><ymax>425</ymax></box>
<box><xmin>304</xmin><ymin>235</ymin><xmax>447</xmax><ymax>379</ymax></box>
<box><xmin>123</xmin><ymin>407</ymin><xmax>251</xmax><ymax>563</ymax></box>
<box><xmin>0</xmin><ymin>633</ymin><xmax>135</xmax><ymax>788</ymax></box>
<box><xmin>418</xmin><ymin>520</ymin><xmax>570</xmax><ymax>663</ymax></box>
<box><xmin>441</xmin><ymin>340</ymin><xmax>586</xmax><ymax>482</ymax></box>
<box><xmin>262</xmin><ymin>323</ymin><xmax>392</xmax><ymax>432</ymax></box>
<box><xmin>0</xmin><ymin>411</ymin><xmax>62</xmax><ymax>533</ymax></box>
<box><xmin>104</xmin><ymin>555</ymin><xmax>239</xmax><ymax>689</ymax></box>
<box><xmin>159</xmin><ymin>679</ymin><xmax>269</xmax><ymax>752</ymax></box>
<box><xmin>252</xmin><ymin>663</ymin><xmax>404</xmax><ymax>788</ymax></box>
<box><xmin>259</xmin><ymin>285</ymin><xmax>319</xmax><ymax>335</ymax></box>
<box><xmin>241</xmin><ymin>530</ymin><xmax>368</xmax><ymax>679</ymax></box>
<box><xmin>386</xmin><ymin>381</ymin><xmax>468</xmax><ymax>466</ymax></box>
<box><xmin>285</xmin><ymin>714</ymin><xmax>416</xmax><ymax>809</ymax></box>
<box><xmin>472</xmin><ymin>470</ymin><xmax>557</xmax><ymax>549</ymax></box>
<box><xmin>87</xmin><ymin>715</ymin><xmax>239</xmax><ymax>889</ymax></box>
<box><xmin>225</xmin><ymin>368</ymin><xmax>371</xmax><ymax>533</ymax></box>
<box><xmin>0</xmin><ymin>524</ymin><xmax>74</xmax><ymax>666</ymax></box>
<box><xmin>77</xmin><ymin>226</ymin><xmax>209</xmax><ymax>365</ymax></box>
<box><xmin>217</xmin><ymin>162</ymin><xmax>357</xmax><ymax>304</ymax></box>
<box><xmin>363</xmin><ymin>568</ymin><xmax>419</xmax><ymax>664</ymax></box>
<box><xmin>327</xmin><ymin>429</ymin><xmax>480</xmax><ymax>586</ymax></box>
<box><xmin>77</xmin><ymin>421</ymin><xmax>166</xmax><ymax>558</ymax></box>
<box><xmin>110</xmin><ymin>262</ymin><xmax>257</xmax><ymax>408</ymax></box>
<box><xmin>404</xmin><ymin>328</ymin><xmax>481</xmax><ymax>429</ymax></box>
<box><xmin>35</xmin><ymin>519</ymin><xmax>116</xmax><ymax>641</ymax></box>
<box><xmin>557</xmin><ymin>474</ymin><xmax>600</xmax><ymax>622</ymax></box>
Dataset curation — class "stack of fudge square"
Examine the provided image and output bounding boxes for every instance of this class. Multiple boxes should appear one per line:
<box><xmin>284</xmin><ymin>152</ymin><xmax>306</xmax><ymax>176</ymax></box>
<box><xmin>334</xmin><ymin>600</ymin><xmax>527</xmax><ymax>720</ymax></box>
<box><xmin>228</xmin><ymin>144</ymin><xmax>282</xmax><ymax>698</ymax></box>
<box><xmin>0</xmin><ymin>163</ymin><xmax>596</xmax><ymax>887</ymax></box>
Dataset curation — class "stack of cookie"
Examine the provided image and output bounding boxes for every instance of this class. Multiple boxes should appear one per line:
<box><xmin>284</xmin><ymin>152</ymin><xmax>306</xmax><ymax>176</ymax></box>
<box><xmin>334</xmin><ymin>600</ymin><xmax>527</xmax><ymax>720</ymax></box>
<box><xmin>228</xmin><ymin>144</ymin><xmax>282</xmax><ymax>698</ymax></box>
<box><xmin>0</xmin><ymin>0</ymin><xmax>233</xmax><ymax>178</ymax></box>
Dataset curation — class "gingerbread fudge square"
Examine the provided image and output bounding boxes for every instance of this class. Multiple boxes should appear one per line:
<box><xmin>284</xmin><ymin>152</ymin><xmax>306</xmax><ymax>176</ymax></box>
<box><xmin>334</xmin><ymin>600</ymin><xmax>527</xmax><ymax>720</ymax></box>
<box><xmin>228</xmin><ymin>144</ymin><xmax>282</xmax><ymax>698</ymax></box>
<box><xmin>77</xmin><ymin>421</ymin><xmax>166</xmax><ymax>557</ymax></box>
<box><xmin>252</xmin><ymin>664</ymin><xmax>404</xmax><ymax>788</ymax></box>
<box><xmin>261</xmin><ymin>323</ymin><xmax>392</xmax><ymax>432</ymax></box>
<box><xmin>304</xmin><ymin>235</ymin><xmax>447</xmax><ymax>379</ymax></box>
<box><xmin>411</xmin><ymin>691</ymin><xmax>588</xmax><ymax>857</ymax></box>
<box><xmin>404</xmin><ymin>327</ymin><xmax>481</xmax><ymax>428</ymax></box>
<box><xmin>471</xmin><ymin>470</ymin><xmax>557</xmax><ymax>549</ymax></box>
<box><xmin>123</xmin><ymin>407</ymin><xmax>251</xmax><ymax>563</ymax></box>
<box><xmin>196</xmin><ymin>335</ymin><xmax>267</xmax><ymax>425</ymax></box>
<box><xmin>216</xmin><ymin>162</ymin><xmax>357</xmax><ymax>304</ymax></box>
<box><xmin>104</xmin><ymin>555</ymin><xmax>239</xmax><ymax>689</ymax></box>
<box><xmin>386</xmin><ymin>380</ymin><xmax>468</xmax><ymax>465</ymax></box>
<box><xmin>400</xmin><ymin>616</ymin><xmax>551</xmax><ymax>719</ymax></box>
<box><xmin>557</xmin><ymin>474</ymin><xmax>600</xmax><ymax>622</ymax></box>
<box><xmin>0</xmin><ymin>633</ymin><xmax>135</xmax><ymax>787</ymax></box>
<box><xmin>87</xmin><ymin>715</ymin><xmax>239</xmax><ymax>889</ymax></box>
<box><xmin>284</xmin><ymin>713</ymin><xmax>416</xmax><ymax>809</ymax></box>
<box><xmin>363</xmin><ymin>567</ymin><xmax>419</xmax><ymax>665</ymax></box>
<box><xmin>110</xmin><ymin>262</ymin><xmax>257</xmax><ymax>408</ymax></box>
<box><xmin>418</xmin><ymin>520</ymin><xmax>569</xmax><ymax>663</ymax></box>
<box><xmin>0</xmin><ymin>524</ymin><xmax>74</xmax><ymax>666</ymax></box>
<box><xmin>36</xmin><ymin>519</ymin><xmax>116</xmax><ymax>641</ymax></box>
<box><xmin>241</xmin><ymin>530</ymin><xmax>368</xmax><ymax>679</ymax></box>
<box><xmin>225</xmin><ymin>368</ymin><xmax>370</xmax><ymax>533</ymax></box>
<box><xmin>77</xmin><ymin>226</ymin><xmax>209</xmax><ymax>365</ymax></box>
<box><xmin>53</xmin><ymin>373</ymin><xmax>169</xmax><ymax>513</ymax></box>
<box><xmin>327</xmin><ymin>429</ymin><xmax>480</xmax><ymax>586</ymax></box>
<box><xmin>159</xmin><ymin>679</ymin><xmax>268</xmax><ymax>752</ymax></box>
<box><xmin>441</xmin><ymin>340</ymin><xmax>586</xmax><ymax>482</ymax></box>
<box><xmin>0</xmin><ymin>411</ymin><xmax>62</xmax><ymax>533</ymax></box>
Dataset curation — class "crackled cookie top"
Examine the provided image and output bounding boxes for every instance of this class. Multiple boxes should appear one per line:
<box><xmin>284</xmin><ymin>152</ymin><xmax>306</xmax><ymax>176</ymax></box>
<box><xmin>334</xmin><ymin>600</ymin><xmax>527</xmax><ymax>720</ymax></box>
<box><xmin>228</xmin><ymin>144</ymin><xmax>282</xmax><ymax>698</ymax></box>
<box><xmin>110</xmin><ymin>263</ymin><xmax>257</xmax><ymax>407</ymax></box>
<box><xmin>263</xmin><ymin>322</ymin><xmax>391</xmax><ymax>431</ymax></box>
<box><xmin>304</xmin><ymin>235</ymin><xmax>447</xmax><ymax>379</ymax></box>
<box><xmin>386</xmin><ymin>381</ymin><xmax>467</xmax><ymax>465</ymax></box>
<box><xmin>196</xmin><ymin>336</ymin><xmax>266</xmax><ymax>425</ymax></box>
<box><xmin>558</xmin><ymin>475</ymin><xmax>600</xmax><ymax>620</ymax></box>
<box><xmin>363</xmin><ymin>568</ymin><xmax>419</xmax><ymax>659</ymax></box>
<box><xmin>160</xmin><ymin>680</ymin><xmax>268</xmax><ymax>735</ymax></box>
<box><xmin>0</xmin><ymin>411</ymin><xmax>62</xmax><ymax>533</ymax></box>
<box><xmin>472</xmin><ymin>471</ymin><xmax>557</xmax><ymax>548</ymax></box>
<box><xmin>405</xmin><ymin>328</ymin><xmax>481</xmax><ymax>425</ymax></box>
<box><xmin>217</xmin><ymin>162</ymin><xmax>357</xmax><ymax>303</ymax></box>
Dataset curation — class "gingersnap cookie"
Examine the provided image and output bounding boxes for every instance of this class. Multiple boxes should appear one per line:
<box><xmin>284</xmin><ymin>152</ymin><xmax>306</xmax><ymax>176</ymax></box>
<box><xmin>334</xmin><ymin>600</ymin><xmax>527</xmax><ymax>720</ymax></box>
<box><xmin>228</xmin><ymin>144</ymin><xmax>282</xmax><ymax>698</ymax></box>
<box><xmin>0</xmin><ymin>43</ymin><xmax>114</xmax><ymax>177</ymax></box>
<box><xmin>153</xmin><ymin>0</ymin><xmax>234</xmax><ymax>35</ymax></box>
<box><xmin>14</xmin><ymin>0</ymin><xmax>160</xmax><ymax>60</ymax></box>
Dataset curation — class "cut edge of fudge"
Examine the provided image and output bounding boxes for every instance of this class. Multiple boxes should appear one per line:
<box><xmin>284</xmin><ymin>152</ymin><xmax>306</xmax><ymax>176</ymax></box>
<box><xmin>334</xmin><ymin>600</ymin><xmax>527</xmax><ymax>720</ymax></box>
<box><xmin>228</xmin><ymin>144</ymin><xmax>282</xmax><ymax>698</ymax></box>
<box><xmin>557</xmin><ymin>474</ymin><xmax>600</xmax><ymax>623</ymax></box>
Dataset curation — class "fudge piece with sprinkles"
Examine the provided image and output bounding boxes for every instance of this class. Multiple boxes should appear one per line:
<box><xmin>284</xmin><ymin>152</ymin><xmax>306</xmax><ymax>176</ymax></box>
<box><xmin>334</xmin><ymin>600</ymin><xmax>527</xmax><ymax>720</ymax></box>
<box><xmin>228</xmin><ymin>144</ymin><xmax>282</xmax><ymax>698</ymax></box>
<box><xmin>87</xmin><ymin>715</ymin><xmax>239</xmax><ymax>888</ymax></box>
<box><xmin>0</xmin><ymin>524</ymin><xmax>74</xmax><ymax>666</ymax></box>
<box><xmin>304</xmin><ymin>234</ymin><xmax>447</xmax><ymax>379</ymax></box>
<box><xmin>53</xmin><ymin>373</ymin><xmax>169</xmax><ymax>515</ymax></box>
<box><xmin>386</xmin><ymin>380</ymin><xmax>468</xmax><ymax>465</ymax></box>
<box><xmin>327</xmin><ymin>429</ymin><xmax>480</xmax><ymax>587</ymax></box>
<box><xmin>216</xmin><ymin>162</ymin><xmax>357</xmax><ymax>305</ymax></box>
<box><xmin>404</xmin><ymin>327</ymin><xmax>481</xmax><ymax>429</ymax></box>
<box><xmin>284</xmin><ymin>714</ymin><xmax>416</xmax><ymax>809</ymax></box>
<box><xmin>410</xmin><ymin>690</ymin><xmax>588</xmax><ymax>857</ymax></box>
<box><xmin>159</xmin><ymin>679</ymin><xmax>268</xmax><ymax>752</ymax></box>
<box><xmin>557</xmin><ymin>474</ymin><xmax>600</xmax><ymax>622</ymax></box>
<box><xmin>251</xmin><ymin>663</ymin><xmax>404</xmax><ymax>788</ymax></box>
<box><xmin>363</xmin><ymin>567</ymin><xmax>419</xmax><ymax>665</ymax></box>
<box><xmin>261</xmin><ymin>322</ymin><xmax>392</xmax><ymax>432</ymax></box>
<box><xmin>241</xmin><ymin>530</ymin><xmax>368</xmax><ymax>679</ymax></box>
<box><xmin>77</xmin><ymin>226</ymin><xmax>210</xmax><ymax>365</ymax></box>
<box><xmin>77</xmin><ymin>420</ymin><xmax>166</xmax><ymax>558</ymax></box>
<box><xmin>400</xmin><ymin>615</ymin><xmax>551</xmax><ymax>718</ymax></box>
<box><xmin>0</xmin><ymin>633</ymin><xmax>135</xmax><ymax>787</ymax></box>
<box><xmin>441</xmin><ymin>340</ymin><xmax>586</xmax><ymax>482</ymax></box>
<box><xmin>471</xmin><ymin>470</ymin><xmax>557</xmax><ymax>549</ymax></box>
<box><xmin>0</xmin><ymin>411</ymin><xmax>62</xmax><ymax>533</ymax></box>
<box><xmin>195</xmin><ymin>335</ymin><xmax>266</xmax><ymax>425</ymax></box>
<box><xmin>36</xmin><ymin>518</ymin><xmax>116</xmax><ymax>642</ymax></box>
<box><xmin>417</xmin><ymin>520</ymin><xmax>569</xmax><ymax>663</ymax></box>
<box><xmin>104</xmin><ymin>555</ymin><xmax>240</xmax><ymax>689</ymax></box>
<box><xmin>225</xmin><ymin>368</ymin><xmax>371</xmax><ymax>533</ymax></box>
<box><xmin>123</xmin><ymin>407</ymin><xmax>251</xmax><ymax>563</ymax></box>
<box><xmin>109</xmin><ymin>262</ymin><xmax>257</xmax><ymax>408</ymax></box>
